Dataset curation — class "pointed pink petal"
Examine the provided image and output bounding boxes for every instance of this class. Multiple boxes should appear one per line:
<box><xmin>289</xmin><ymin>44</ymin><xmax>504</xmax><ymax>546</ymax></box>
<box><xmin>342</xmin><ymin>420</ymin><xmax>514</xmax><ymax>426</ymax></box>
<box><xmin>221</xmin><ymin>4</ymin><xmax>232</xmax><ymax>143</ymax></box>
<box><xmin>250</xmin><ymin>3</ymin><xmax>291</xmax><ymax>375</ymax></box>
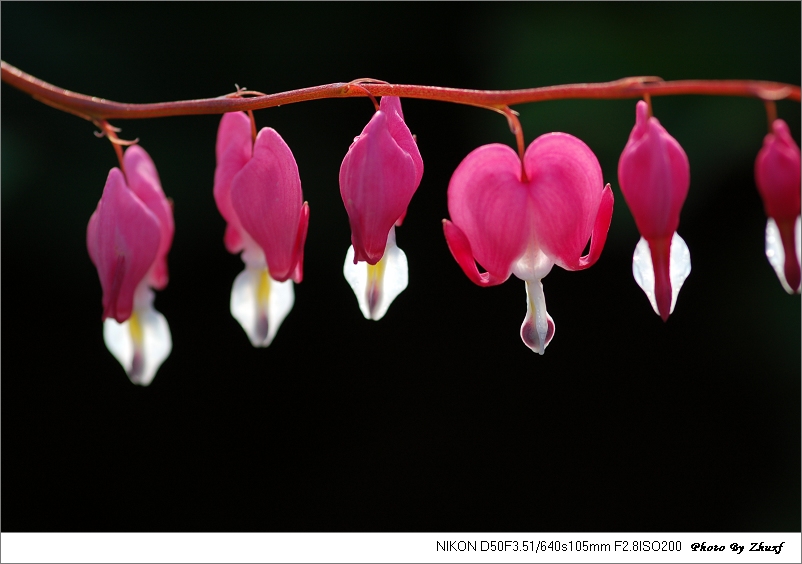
<box><xmin>568</xmin><ymin>183</ymin><xmax>614</xmax><ymax>271</ymax></box>
<box><xmin>123</xmin><ymin>145</ymin><xmax>174</xmax><ymax>289</ymax></box>
<box><xmin>755</xmin><ymin>119</ymin><xmax>801</xmax><ymax>222</ymax></box>
<box><xmin>523</xmin><ymin>133</ymin><xmax>606</xmax><ymax>270</ymax></box>
<box><xmin>214</xmin><ymin>112</ymin><xmax>253</xmax><ymax>253</ymax></box>
<box><xmin>618</xmin><ymin>101</ymin><xmax>689</xmax><ymax>240</ymax></box>
<box><xmin>231</xmin><ymin>127</ymin><xmax>305</xmax><ymax>282</ymax></box>
<box><xmin>87</xmin><ymin>168</ymin><xmax>161</xmax><ymax>322</ymax></box>
<box><xmin>447</xmin><ymin>143</ymin><xmax>531</xmax><ymax>280</ymax></box>
<box><xmin>340</xmin><ymin>107</ymin><xmax>421</xmax><ymax>264</ymax></box>
<box><xmin>443</xmin><ymin>220</ymin><xmax>509</xmax><ymax>287</ymax></box>
<box><xmin>290</xmin><ymin>202</ymin><xmax>310</xmax><ymax>283</ymax></box>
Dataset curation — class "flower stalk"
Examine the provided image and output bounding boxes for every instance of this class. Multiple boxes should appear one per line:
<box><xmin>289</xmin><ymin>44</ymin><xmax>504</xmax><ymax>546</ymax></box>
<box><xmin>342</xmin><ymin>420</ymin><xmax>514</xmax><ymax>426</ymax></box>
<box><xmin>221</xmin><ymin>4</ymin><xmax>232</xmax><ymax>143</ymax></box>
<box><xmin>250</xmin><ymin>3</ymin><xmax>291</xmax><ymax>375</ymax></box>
<box><xmin>2</xmin><ymin>61</ymin><xmax>798</xmax><ymax>123</ymax></box>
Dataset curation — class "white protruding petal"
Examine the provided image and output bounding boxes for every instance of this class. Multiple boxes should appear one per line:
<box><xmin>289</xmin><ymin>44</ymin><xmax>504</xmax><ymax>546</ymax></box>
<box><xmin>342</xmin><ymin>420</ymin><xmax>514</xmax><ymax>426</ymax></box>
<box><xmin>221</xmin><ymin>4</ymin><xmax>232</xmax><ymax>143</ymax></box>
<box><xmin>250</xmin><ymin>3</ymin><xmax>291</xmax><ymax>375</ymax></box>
<box><xmin>632</xmin><ymin>232</ymin><xmax>691</xmax><ymax>316</ymax></box>
<box><xmin>230</xmin><ymin>266</ymin><xmax>294</xmax><ymax>347</ymax></box>
<box><xmin>343</xmin><ymin>227</ymin><xmax>408</xmax><ymax>321</ymax></box>
<box><xmin>103</xmin><ymin>288</ymin><xmax>171</xmax><ymax>386</ymax></box>
<box><xmin>765</xmin><ymin>216</ymin><xmax>802</xmax><ymax>294</ymax></box>
<box><xmin>520</xmin><ymin>279</ymin><xmax>555</xmax><ymax>355</ymax></box>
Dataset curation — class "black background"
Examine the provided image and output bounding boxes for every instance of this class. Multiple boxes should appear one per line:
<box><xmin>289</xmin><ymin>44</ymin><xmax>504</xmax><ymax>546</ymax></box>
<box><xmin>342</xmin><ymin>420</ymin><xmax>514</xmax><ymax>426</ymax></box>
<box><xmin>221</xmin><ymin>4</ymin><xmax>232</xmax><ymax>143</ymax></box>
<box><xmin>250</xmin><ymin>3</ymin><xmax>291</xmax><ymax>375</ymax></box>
<box><xmin>2</xmin><ymin>3</ymin><xmax>800</xmax><ymax>531</ymax></box>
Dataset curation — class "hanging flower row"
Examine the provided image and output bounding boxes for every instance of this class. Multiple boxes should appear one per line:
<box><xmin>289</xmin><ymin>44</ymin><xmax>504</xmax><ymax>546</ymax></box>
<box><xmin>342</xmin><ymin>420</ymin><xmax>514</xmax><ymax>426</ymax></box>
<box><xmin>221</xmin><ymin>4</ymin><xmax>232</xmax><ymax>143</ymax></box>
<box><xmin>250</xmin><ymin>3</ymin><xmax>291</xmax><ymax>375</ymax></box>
<box><xmin>4</xmin><ymin>63</ymin><xmax>795</xmax><ymax>385</ymax></box>
<box><xmin>83</xmin><ymin>94</ymin><xmax>800</xmax><ymax>385</ymax></box>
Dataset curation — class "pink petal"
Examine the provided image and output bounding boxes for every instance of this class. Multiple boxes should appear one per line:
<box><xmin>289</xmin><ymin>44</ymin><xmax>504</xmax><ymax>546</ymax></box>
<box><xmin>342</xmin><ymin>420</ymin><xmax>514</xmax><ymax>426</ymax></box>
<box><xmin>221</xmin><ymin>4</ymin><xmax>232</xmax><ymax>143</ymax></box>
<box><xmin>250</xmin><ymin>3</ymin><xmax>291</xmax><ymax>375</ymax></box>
<box><xmin>755</xmin><ymin>119</ymin><xmax>801</xmax><ymax>222</ymax></box>
<box><xmin>442</xmin><ymin>220</ymin><xmax>509</xmax><ymax>287</ymax></box>
<box><xmin>446</xmin><ymin>143</ymin><xmax>531</xmax><ymax>280</ymax></box>
<box><xmin>123</xmin><ymin>145</ymin><xmax>174</xmax><ymax>290</ymax></box>
<box><xmin>618</xmin><ymin>101</ymin><xmax>689</xmax><ymax>240</ymax></box>
<box><xmin>380</xmin><ymin>96</ymin><xmax>424</xmax><ymax>186</ymax></box>
<box><xmin>87</xmin><ymin>168</ymin><xmax>161</xmax><ymax>323</ymax></box>
<box><xmin>290</xmin><ymin>202</ymin><xmax>310</xmax><ymax>283</ymax></box>
<box><xmin>340</xmin><ymin>102</ymin><xmax>422</xmax><ymax>264</ymax></box>
<box><xmin>230</xmin><ymin>127</ymin><xmax>306</xmax><ymax>282</ymax></box>
<box><xmin>566</xmin><ymin>184</ymin><xmax>614</xmax><ymax>271</ymax></box>
<box><xmin>214</xmin><ymin>112</ymin><xmax>253</xmax><ymax>254</ymax></box>
<box><xmin>525</xmin><ymin>133</ymin><xmax>608</xmax><ymax>270</ymax></box>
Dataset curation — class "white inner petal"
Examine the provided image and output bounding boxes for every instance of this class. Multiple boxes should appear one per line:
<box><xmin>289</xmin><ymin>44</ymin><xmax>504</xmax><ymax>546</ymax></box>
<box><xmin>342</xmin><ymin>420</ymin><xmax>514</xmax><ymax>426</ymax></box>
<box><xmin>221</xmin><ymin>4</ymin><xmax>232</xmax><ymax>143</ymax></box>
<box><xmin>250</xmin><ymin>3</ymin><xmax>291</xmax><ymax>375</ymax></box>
<box><xmin>512</xmin><ymin>242</ymin><xmax>554</xmax><ymax>282</ymax></box>
<box><xmin>343</xmin><ymin>226</ymin><xmax>408</xmax><ymax>321</ymax></box>
<box><xmin>632</xmin><ymin>232</ymin><xmax>691</xmax><ymax>316</ymax></box>
<box><xmin>103</xmin><ymin>287</ymin><xmax>171</xmax><ymax>386</ymax></box>
<box><xmin>765</xmin><ymin>216</ymin><xmax>802</xmax><ymax>294</ymax></box>
<box><xmin>520</xmin><ymin>279</ymin><xmax>554</xmax><ymax>355</ymax></box>
<box><xmin>230</xmin><ymin>266</ymin><xmax>294</xmax><ymax>347</ymax></box>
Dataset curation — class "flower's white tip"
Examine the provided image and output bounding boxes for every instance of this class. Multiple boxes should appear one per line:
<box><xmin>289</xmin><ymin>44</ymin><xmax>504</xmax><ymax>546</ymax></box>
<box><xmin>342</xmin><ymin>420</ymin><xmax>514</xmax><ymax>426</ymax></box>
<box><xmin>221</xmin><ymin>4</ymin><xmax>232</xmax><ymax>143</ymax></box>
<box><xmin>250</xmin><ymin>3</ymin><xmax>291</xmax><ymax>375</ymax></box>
<box><xmin>765</xmin><ymin>216</ymin><xmax>802</xmax><ymax>294</ymax></box>
<box><xmin>343</xmin><ymin>227</ymin><xmax>408</xmax><ymax>321</ymax></box>
<box><xmin>520</xmin><ymin>279</ymin><xmax>555</xmax><ymax>354</ymax></box>
<box><xmin>230</xmin><ymin>266</ymin><xmax>294</xmax><ymax>347</ymax></box>
<box><xmin>632</xmin><ymin>232</ymin><xmax>691</xmax><ymax>316</ymax></box>
<box><xmin>103</xmin><ymin>289</ymin><xmax>171</xmax><ymax>386</ymax></box>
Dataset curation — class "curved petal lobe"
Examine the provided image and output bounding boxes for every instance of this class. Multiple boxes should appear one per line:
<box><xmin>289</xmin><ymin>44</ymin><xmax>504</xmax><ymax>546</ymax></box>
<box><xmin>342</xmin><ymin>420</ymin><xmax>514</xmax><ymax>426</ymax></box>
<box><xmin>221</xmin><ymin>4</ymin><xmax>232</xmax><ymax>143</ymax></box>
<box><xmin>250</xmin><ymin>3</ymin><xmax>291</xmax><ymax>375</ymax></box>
<box><xmin>443</xmin><ymin>220</ymin><xmax>509</xmax><ymax>287</ymax></box>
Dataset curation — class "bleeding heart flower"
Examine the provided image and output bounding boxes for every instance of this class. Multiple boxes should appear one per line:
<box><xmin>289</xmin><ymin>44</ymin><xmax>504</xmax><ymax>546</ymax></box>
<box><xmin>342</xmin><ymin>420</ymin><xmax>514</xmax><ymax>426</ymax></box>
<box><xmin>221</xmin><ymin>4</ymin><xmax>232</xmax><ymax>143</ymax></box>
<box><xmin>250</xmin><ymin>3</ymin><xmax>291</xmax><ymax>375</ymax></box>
<box><xmin>339</xmin><ymin>96</ymin><xmax>423</xmax><ymax>320</ymax></box>
<box><xmin>214</xmin><ymin>112</ymin><xmax>309</xmax><ymax>346</ymax></box>
<box><xmin>618</xmin><ymin>100</ymin><xmax>691</xmax><ymax>321</ymax></box>
<box><xmin>87</xmin><ymin>145</ymin><xmax>174</xmax><ymax>385</ymax></box>
<box><xmin>755</xmin><ymin>118</ymin><xmax>801</xmax><ymax>294</ymax></box>
<box><xmin>443</xmin><ymin>133</ymin><xmax>614</xmax><ymax>354</ymax></box>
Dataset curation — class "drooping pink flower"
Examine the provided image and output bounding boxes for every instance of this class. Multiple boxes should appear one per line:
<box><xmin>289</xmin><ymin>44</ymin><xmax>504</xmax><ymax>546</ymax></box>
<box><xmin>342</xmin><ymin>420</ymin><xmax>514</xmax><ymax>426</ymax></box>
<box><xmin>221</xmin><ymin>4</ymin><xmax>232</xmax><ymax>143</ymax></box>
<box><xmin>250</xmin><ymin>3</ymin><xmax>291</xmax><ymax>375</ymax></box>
<box><xmin>443</xmin><ymin>133</ymin><xmax>614</xmax><ymax>354</ymax></box>
<box><xmin>86</xmin><ymin>145</ymin><xmax>174</xmax><ymax>385</ymax></box>
<box><xmin>214</xmin><ymin>112</ymin><xmax>309</xmax><ymax>346</ymax></box>
<box><xmin>754</xmin><ymin>118</ymin><xmax>801</xmax><ymax>294</ymax></box>
<box><xmin>618</xmin><ymin>100</ymin><xmax>691</xmax><ymax>321</ymax></box>
<box><xmin>339</xmin><ymin>96</ymin><xmax>423</xmax><ymax>320</ymax></box>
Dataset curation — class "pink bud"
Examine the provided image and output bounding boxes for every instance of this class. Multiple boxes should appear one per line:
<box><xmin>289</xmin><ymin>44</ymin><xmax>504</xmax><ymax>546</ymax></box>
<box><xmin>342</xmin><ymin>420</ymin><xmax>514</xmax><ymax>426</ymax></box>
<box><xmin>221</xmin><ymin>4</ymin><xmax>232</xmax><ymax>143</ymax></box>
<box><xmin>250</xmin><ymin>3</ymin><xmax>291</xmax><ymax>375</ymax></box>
<box><xmin>213</xmin><ymin>113</ymin><xmax>308</xmax><ymax>283</ymax></box>
<box><xmin>443</xmin><ymin>133</ymin><xmax>613</xmax><ymax>353</ymax></box>
<box><xmin>618</xmin><ymin>101</ymin><xmax>691</xmax><ymax>321</ymax></box>
<box><xmin>87</xmin><ymin>151</ymin><xmax>170</xmax><ymax>323</ymax></box>
<box><xmin>87</xmin><ymin>146</ymin><xmax>174</xmax><ymax>385</ymax></box>
<box><xmin>230</xmin><ymin>128</ymin><xmax>309</xmax><ymax>283</ymax></box>
<box><xmin>755</xmin><ymin>119</ymin><xmax>801</xmax><ymax>293</ymax></box>
<box><xmin>340</xmin><ymin>96</ymin><xmax>423</xmax><ymax>264</ymax></box>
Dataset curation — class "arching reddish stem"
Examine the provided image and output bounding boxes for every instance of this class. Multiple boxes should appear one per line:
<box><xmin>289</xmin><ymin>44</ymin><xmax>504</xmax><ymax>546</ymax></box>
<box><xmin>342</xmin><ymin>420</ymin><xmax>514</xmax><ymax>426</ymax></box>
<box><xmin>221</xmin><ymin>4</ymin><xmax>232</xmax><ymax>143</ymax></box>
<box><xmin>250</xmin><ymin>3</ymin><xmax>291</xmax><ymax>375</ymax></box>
<box><xmin>2</xmin><ymin>61</ymin><xmax>798</xmax><ymax>122</ymax></box>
